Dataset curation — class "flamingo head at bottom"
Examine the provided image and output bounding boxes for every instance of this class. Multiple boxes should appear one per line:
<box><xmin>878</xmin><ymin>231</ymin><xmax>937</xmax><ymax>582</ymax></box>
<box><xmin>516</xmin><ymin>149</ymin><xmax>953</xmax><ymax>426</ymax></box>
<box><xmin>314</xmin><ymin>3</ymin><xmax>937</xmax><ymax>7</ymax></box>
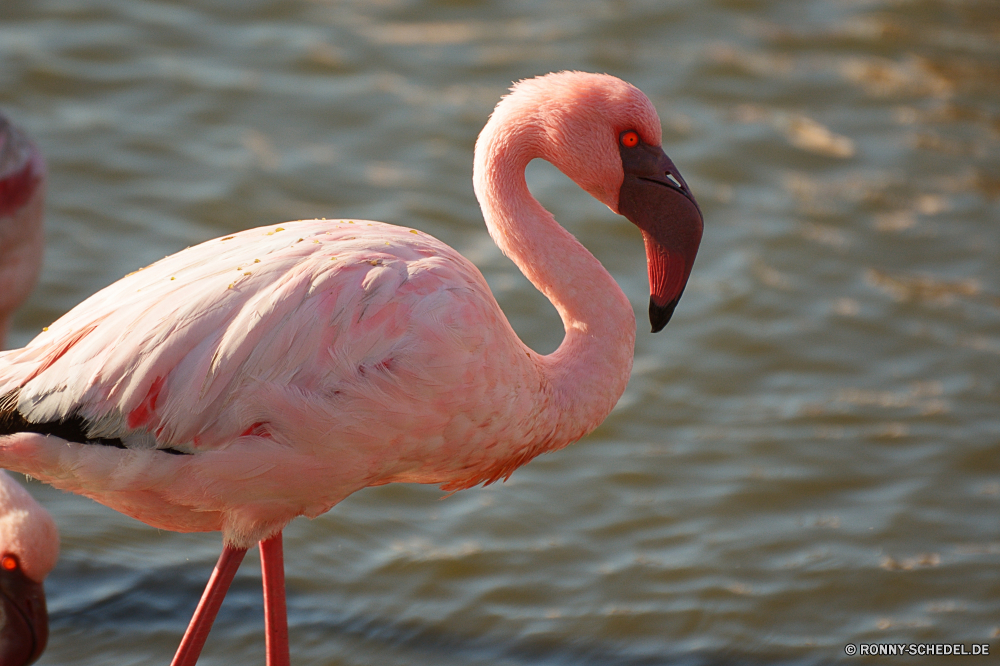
<box><xmin>0</xmin><ymin>553</ymin><xmax>48</xmax><ymax>666</ymax></box>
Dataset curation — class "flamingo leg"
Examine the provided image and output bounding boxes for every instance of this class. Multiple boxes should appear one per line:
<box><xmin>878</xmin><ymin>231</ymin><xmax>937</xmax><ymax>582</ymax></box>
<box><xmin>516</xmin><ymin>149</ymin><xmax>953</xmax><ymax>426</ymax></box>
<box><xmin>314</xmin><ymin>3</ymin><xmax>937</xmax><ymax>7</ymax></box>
<box><xmin>170</xmin><ymin>543</ymin><xmax>249</xmax><ymax>666</ymax></box>
<box><xmin>260</xmin><ymin>532</ymin><xmax>290</xmax><ymax>666</ymax></box>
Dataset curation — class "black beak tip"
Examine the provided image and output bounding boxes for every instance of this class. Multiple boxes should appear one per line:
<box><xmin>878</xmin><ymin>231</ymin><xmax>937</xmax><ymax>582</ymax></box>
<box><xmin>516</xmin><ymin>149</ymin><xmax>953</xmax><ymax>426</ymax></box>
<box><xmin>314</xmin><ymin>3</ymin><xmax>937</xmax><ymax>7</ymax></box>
<box><xmin>649</xmin><ymin>297</ymin><xmax>679</xmax><ymax>333</ymax></box>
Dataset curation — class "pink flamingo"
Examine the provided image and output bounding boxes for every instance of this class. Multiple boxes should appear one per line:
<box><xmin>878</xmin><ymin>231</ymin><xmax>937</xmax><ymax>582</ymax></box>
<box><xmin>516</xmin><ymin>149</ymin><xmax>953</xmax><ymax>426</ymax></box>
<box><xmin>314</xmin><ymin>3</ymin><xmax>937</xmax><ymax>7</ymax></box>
<box><xmin>0</xmin><ymin>72</ymin><xmax>703</xmax><ymax>665</ymax></box>
<box><xmin>0</xmin><ymin>469</ymin><xmax>58</xmax><ymax>666</ymax></box>
<box><xmin>0</xmin><ymin>112</ymin><xmax>59</xmax><ymax>666</ymax></box>
<box><xmin>0</xmin><ymin>112</ymin><xmax>46</xmax><ymax>351</ymax></box>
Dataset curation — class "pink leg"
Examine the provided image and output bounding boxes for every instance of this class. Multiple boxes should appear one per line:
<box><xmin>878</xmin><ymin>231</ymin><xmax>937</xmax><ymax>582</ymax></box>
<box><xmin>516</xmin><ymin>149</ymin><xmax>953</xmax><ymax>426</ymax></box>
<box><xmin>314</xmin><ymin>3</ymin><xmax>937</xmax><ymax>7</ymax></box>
<box><xmin>170</xmin><ymin>544</ymin><xmax>249</xmax><ymax>666</ymax></box>
<box><xmin>260</xmin><ymin>532</ymin><xmax>290</xmax><ymax>666</ymax></box>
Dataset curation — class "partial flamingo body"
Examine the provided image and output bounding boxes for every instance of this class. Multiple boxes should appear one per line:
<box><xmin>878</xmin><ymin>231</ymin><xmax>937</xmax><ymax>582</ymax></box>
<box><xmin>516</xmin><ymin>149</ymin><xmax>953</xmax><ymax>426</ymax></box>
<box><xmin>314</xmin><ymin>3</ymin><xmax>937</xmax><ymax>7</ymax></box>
<box><xmin>0</xmin><ymin>72</ymin><xmax>703</xmax><ymax>664</ymax></box>
<box><xmin>0</xmin><ymin>111</ymin><xmax>57</xmax><ymax>666</ymax></box>
<box><xmin>0</xmin><ymin>470</ymin><xmax>58</xmax><ymax>666</ymax></box>
<box><xmin>0</xmin><ymin>112</ymin><xmax>46</xmax><ymax>350</ymax></box>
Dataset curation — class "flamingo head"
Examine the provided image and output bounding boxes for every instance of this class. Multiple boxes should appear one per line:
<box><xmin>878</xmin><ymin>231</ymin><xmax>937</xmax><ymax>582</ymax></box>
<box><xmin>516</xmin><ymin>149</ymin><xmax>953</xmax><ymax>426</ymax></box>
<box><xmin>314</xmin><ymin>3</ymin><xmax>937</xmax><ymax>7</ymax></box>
<box><xmin>0</xmin><ymin>474</ymin><xmax>58</xmax><ymax>666</ymax></box>
<box><xmin>615</xmin><ymin>128</ymin><xmax>703</xmax><ymax>332</ymax></box>
<box><xmin>506</xmin><ymin>71</ymin><xmax>703</xmax><ymax>332</ymax></box>
<box><xmin>0</xmin><ymin>553</ymin><xmax>48</xmax><ymax>666</ymax></box>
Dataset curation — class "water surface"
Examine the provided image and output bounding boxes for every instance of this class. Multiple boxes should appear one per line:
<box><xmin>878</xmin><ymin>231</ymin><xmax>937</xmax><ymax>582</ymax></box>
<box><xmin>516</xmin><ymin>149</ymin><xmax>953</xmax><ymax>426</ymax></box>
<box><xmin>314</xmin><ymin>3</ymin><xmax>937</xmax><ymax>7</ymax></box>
<box><xmin>2</xmin><ymin>1</ymin><xmax>998</xmax><ymax>664</ymax></box>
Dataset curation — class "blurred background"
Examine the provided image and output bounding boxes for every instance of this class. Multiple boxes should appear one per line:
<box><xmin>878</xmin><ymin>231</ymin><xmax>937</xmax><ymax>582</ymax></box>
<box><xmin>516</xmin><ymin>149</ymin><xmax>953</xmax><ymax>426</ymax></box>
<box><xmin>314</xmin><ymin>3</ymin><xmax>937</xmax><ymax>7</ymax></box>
<box><xmin>2</xmin><ymin>0</ymin><xmax>998</xmax><ymax>664</ymax></box>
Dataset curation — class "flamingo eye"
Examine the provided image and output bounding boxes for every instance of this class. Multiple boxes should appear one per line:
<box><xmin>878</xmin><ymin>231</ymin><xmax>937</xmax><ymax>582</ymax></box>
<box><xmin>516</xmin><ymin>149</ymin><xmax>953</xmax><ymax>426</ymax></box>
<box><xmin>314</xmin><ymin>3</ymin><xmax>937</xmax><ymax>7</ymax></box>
<box><xmin>1</xmin><ymin>554</ymin><xmax>18</xmax><ymax>571</ymax></box>
<box><xmin>620</xmin><ymin>130</ymin><xmax>640</xmax><ymax>147</ymax></box>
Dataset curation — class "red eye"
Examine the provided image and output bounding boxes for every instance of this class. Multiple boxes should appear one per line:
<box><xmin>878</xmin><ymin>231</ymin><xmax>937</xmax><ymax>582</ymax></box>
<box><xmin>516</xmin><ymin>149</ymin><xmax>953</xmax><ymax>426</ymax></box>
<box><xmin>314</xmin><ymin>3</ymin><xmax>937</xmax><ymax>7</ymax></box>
<box><xmin>1</xmin><ymin>554</ymin><xmax>18</xmax><ymax>571</ymax></box>
<box><xmin>620</xmin><ymin>130</ymin><xmax>640</xmax><ymax>147</ymax></box>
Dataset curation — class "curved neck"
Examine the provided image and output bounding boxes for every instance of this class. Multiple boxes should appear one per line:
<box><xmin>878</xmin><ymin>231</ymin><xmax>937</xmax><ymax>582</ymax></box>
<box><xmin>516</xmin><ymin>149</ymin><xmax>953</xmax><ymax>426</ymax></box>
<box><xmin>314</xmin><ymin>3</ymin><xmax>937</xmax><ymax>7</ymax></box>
<box><xmin>473</xmin><ymin>119</ymin><xmax>636</xmax><ymax>443</ymax></box>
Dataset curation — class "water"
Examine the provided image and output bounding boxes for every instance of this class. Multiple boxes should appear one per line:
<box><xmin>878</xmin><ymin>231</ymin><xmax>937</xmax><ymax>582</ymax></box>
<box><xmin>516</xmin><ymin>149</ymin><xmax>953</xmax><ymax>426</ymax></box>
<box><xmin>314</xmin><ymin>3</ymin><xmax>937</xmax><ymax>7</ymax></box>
<box><xmin>2</xmin><ymin>0</ymin><xmax>998</xmax><ymax>664</ymax></box>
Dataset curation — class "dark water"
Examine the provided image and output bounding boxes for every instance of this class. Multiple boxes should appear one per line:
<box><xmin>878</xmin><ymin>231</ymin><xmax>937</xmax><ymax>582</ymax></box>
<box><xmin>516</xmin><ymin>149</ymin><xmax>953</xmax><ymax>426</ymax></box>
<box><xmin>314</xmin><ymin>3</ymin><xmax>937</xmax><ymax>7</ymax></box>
<box><xmin>2</xmin><ymin>0</ymin><xmax>998</xmax><ymax>664</ymax></box>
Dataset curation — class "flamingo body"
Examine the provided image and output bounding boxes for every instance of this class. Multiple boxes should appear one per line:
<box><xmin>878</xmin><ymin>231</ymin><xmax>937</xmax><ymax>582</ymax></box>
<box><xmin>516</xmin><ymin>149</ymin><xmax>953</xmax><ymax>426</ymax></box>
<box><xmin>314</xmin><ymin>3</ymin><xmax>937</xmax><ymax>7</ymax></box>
<box><xmin>0</xmin><ymin>72</ymin><xmax>703</xmax><ymax>663</ymax></box>
<box><xmin>1</xmin><ymin>219</ymin><xmax>556</xmax><ymax>545</ymax></box>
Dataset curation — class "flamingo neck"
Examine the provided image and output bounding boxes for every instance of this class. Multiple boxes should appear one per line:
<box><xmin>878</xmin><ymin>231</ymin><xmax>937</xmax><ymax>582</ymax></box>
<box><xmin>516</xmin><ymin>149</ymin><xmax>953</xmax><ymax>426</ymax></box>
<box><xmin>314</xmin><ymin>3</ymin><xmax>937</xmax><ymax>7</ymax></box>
<box><xmin>0</xmin><ymin>170</ymin><xmax>45</xmax><ymax>351</ymax></box>
<box><xmin>473</xmin><ymin>120</ymin><xmax>636</xmax><ymax>444</ymax></box>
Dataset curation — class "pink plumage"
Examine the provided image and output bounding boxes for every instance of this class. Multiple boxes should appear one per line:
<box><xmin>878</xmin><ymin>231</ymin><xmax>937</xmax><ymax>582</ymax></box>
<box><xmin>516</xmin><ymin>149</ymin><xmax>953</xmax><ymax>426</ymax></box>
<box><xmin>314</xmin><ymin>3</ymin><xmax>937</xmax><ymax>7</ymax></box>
<box><xmin>0</xmin><ymin>113</ymin><xmax>46</xmax><ymax>349</ymax></box>
<box><xmin>0</xmin><ymin>470</ymin><xmax>57</xmax><ymax>666</ymax></box>
<box><xmin>0</xmin><ymin>111</ymin><xmax>56</xmax><ymax>666</ymax></box>
<box><xmin>0</xmin><ymin>72</ymin><xmax>703</xmax><ymax>665</ymax></box>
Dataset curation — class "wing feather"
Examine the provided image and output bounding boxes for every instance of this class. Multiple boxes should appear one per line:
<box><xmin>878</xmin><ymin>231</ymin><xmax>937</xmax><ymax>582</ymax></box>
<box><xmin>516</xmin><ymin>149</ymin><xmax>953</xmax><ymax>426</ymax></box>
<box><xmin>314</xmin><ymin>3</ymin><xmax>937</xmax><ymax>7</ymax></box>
<box><xmin>1</xmin><ymin>221</ymin><xmax>495</xmax><ymax>451</ymax></box>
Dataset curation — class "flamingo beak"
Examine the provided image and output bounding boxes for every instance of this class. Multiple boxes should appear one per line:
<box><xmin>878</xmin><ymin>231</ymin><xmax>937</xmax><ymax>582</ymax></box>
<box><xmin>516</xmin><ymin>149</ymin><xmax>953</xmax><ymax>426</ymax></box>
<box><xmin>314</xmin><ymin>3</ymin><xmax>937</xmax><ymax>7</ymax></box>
<box><xmin>617</xmin><ymin>140</ymin><xmax>703</xmax><ymax>332</ymax></box>
<box><xmin>0</xmin><ymin>564</ymin><xmax>48</xmax><ymax>666</ymax></box>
